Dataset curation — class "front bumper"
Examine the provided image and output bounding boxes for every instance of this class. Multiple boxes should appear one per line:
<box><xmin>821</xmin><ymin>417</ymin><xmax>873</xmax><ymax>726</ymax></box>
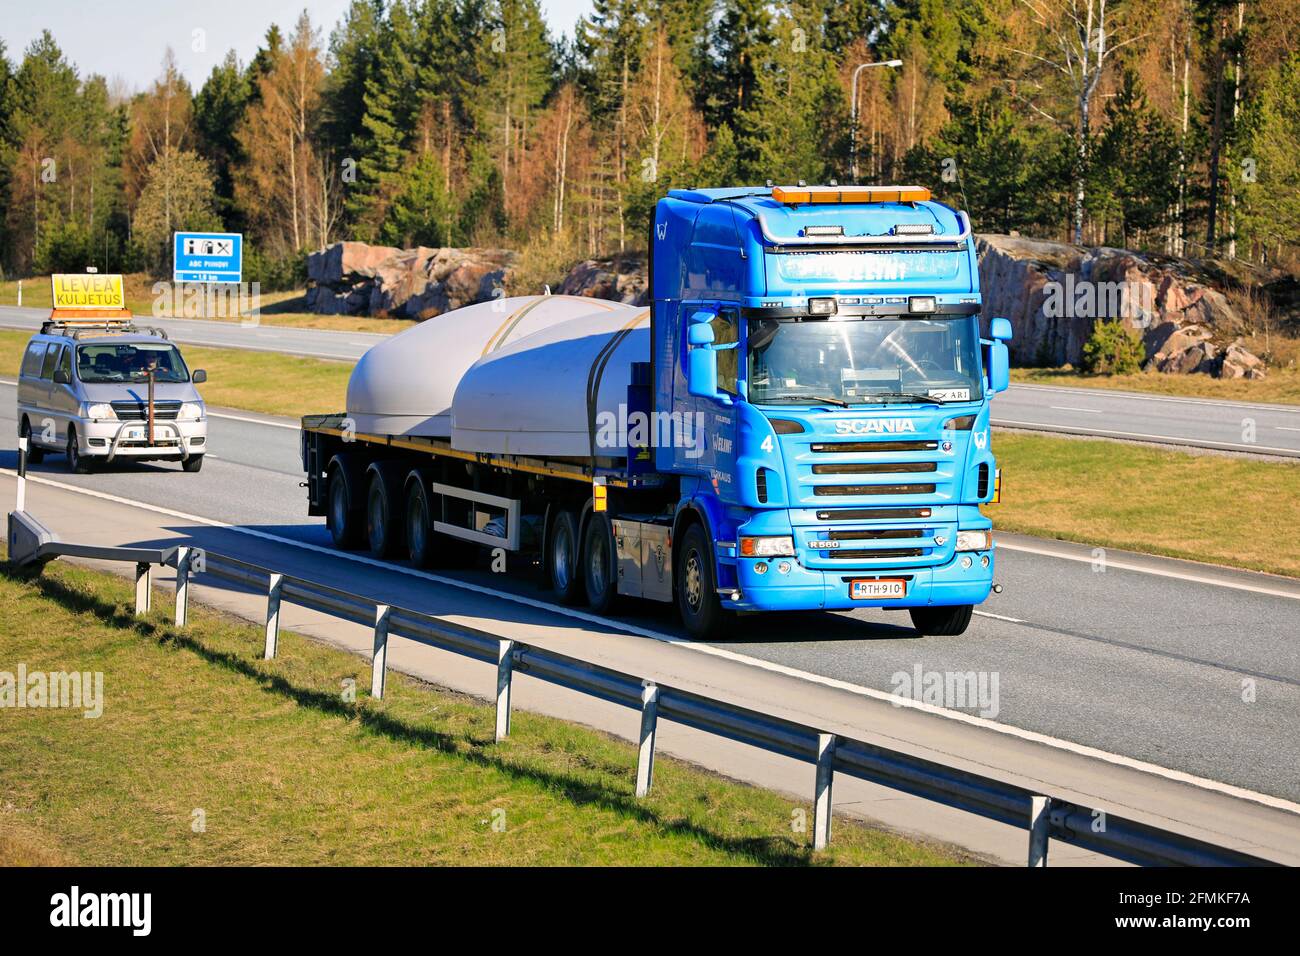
<box><xmin>79</xmin><ymin>417</ymin><xmax>208</xmax><ymax>460</ymax></box>
<box><xmin>723</xmin><ymin>548</ymin><xmax>994</xmax><ymax>611</ymax></box>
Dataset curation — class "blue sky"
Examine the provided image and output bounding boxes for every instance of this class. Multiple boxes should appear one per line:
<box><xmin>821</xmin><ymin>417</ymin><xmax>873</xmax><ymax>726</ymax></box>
<box><xmin>0</xmin><ymin>0</ymin><xmax>594</xmax><ymax>91</ymax></box>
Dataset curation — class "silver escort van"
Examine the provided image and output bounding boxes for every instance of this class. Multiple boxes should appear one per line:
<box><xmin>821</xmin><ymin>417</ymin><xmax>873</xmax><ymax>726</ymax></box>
<box><xmin>16</xmin><ymin>319</ymin><xmax>208</xmax><ymax>472</ymax></box>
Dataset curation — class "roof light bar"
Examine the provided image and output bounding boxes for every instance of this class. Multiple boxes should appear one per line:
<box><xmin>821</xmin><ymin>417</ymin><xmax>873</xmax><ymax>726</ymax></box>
<box><xmin>892</xmin><ymin>223</ymin><xmax>935</xmax><ymax>235</ymax></box>
<box><xmin>803</xmin><ymin>224</ymin><xmax>845</xmax><ymax>237</ymax></box>
<box><xmin>772</xmin><ymin>185</ymin><xmax>932</xmax><ymax>205</ymax></box>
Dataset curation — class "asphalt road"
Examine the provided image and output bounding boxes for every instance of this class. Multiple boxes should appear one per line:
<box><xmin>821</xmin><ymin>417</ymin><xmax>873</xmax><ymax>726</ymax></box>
<box><xmin>4</xmin><ymin>304</ymin><xmax>1296</xmax><ymax>456</ymax></box>
<box><xmin>4</xmin><ymin>380</ymin><xmax>1298</xmax><ymax>807</ymax></box>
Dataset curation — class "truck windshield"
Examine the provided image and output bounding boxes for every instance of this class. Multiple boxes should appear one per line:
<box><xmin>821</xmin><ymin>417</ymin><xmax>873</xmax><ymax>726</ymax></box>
<box><xmin>747</xmin><ymin>316</ymin><xmax>981</xmax><ymax>405</ymax></box>
<box><xmin>76</xmin><ymin>343</ymin><xmax>191</xmax><ymax>384</ymax></box>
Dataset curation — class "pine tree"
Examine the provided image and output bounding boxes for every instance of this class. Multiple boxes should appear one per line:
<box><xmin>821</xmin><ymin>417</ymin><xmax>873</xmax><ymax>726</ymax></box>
<box><xmin>193</xmin><ymin>50</ymin><xmax>251</xmax><ymax>226</ymax></box>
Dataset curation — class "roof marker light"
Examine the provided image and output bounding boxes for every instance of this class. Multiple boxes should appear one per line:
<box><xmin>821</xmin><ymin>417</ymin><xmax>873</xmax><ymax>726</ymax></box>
<box><xmin>804</xmin><ymin>225</ymin><xmax>845</xmax><ymax>237</ymax></box>
<box><xmin>772</xmin><ymin>185</ymin><xmax>932</xmax><ymax>205</ymax></box>
<box><xmin>892</xmin><ymin>223</ymin><xmax>935</xmax><ymax>235</ymax></box>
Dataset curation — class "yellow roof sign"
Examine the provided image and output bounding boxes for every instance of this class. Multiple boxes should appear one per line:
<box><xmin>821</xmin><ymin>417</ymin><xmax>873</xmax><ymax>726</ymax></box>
<box><xmin>50</xmin><ymin>273</ymin><xmax>126</xmax><ymax>310</ymax></box>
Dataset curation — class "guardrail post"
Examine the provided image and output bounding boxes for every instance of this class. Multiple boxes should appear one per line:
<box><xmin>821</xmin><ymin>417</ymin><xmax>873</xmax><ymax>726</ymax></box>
<box><xmin>134</xmin><ymin>562</ymin><xmax>152</xmax><ymax>616</ymax></box>
<box><xmin>15</xmin><ymin>435</ymin><xmax>27</xmax><ymax>512</ymax></box>
<box><xmin>813</xmin><ymin>733</ymin><xmax>836</xmax><ymax>851</ymax></box>
<box><xmin>495</xmin><ymin>639</ymin><xmax>516</xmax><ymax>741</ymax></box>
<box><xmin>1028</xmin><ymin>795</ymin><xmax>1051</xmax><ymax>867</ymax></box>
<box><xmin>174</xmin><ymin>547</ymin><xmax>191</xmax><ymax>627</ymax></box>
<box><xmin>263</xmin><ymin>572</ymin><xmax>284</xmax><ymax>660</ymax></box>
<box><xmin>370</xmin><ymin>604</ymin><xmax>391</xmax><ymax>699</ymax></box>
<box><xmin>635</xmin><ymin>682</ymin><xmax>660</xmax><ymax>797</ymax></box>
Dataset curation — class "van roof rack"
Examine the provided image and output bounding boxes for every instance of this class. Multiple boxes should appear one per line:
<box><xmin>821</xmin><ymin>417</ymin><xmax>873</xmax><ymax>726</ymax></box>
<box><xmin>40</xmin><ymin>314</ymin><xmax>169</xmax><ymax>340</ymax></box>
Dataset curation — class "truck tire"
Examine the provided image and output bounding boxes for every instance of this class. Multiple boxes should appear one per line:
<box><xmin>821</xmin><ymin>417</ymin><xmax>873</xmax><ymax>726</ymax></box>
<box><xmin>676</xmin><ymin>523</ymin><xmax>729</xmax><ymax>639</ymax></box>
<box><xmin>909</xmin><ymin>604</ymin><xmax>974</xmax><ymax>636</ymax></box>
<box><xmin>548</xmin><ymin>510</ymin><xmax>583</xmax><ymax>605</ymax></box>
<box><xmin>365</xmin><ymin>463</ymin><xmax>406</xmax><ymax>558</ymax></box>
<box><xmin>19</xmin><ymin>418</ymin><xmax>44</xmax><ymax>464</ymax></box>
<box><xmin>404</xmin><ymin>475</ymin><xmax>435</xmax><ymax>567</ymax></box>
<box><xmin>583</xmin><ymin>512</ymin><xmax>619</xmax><ymax>614</ymax></box>
<box><xmin>326</xmin><ymin>463</ymin><xmax>365</xmax><ymax>550</ymax></box>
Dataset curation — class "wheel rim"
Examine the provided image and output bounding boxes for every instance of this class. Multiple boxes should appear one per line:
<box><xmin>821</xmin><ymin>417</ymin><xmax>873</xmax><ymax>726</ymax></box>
<box><xmin>684</xmin><ymin>549</ymin><xmax>703</xmax><ymax>614</ymax></box>
<box><xmin>553</xmin><ymin>522</ymin><xmax>574</xmax><ymax>591</ymax></box>
<box><xmin>588</xmin><ymin>528</ymin><xmax>608</xmax><ymax>596</ymax></box>
<box><xmin>409</xmin><ymin>493</ymin><xmax>426</xmax><ymax>559</ymax></box>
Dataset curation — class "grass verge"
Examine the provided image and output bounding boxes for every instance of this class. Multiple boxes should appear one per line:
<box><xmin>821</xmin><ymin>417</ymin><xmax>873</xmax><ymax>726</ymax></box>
<box><xmin>987</xmin><ymin>432</ymin><xmax>1300</xmax><ymax>577</ymax></box>
<box><xmin>1011</xmin><ymin>366</ymin><xmax>1300</xmax><ymax>405</ymax></box>
<box><xmin>0</xmin><ymin>554</ymin><xmax>969</xmax><ymax>866</ymax></box>
<box><xmin>0</xmin><ymin>330</ymin><xmax>349</xmax><ymax>419</ymax></box>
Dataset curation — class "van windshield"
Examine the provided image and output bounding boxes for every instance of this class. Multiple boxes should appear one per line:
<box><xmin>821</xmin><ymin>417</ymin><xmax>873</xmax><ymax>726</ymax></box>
<box><xmin>76</xmin><ymin>343</ymin><xmax>191</xmax><ymax>384</ymax></box>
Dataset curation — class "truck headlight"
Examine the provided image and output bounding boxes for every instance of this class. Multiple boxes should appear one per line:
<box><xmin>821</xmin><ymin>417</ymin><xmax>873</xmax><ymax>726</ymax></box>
<box><xmin>739</xmin><ymin>535</ymin><xmax>795</xmax><ymax>557</ymax></box>
<box><xmin>955</xmin><ymin>530</ymin><xmax>992</xmax><ymax>552</ymax></box>
<box><xmin>84</xmin><ymin>403</ymin><xmax>116</xmax><ymax>420</ymax></box>
<box><xmin>177</xmin><ymin>402</ymin><xmax>204</xmax><ymax>421</ymax></box>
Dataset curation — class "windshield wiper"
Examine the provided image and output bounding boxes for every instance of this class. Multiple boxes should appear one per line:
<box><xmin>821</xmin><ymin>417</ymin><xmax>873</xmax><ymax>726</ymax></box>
<box><xmin>759</xmin><ymin>394</ymin><xmax>850</xmax><ymax>407</ymax></box>
<box><xmin>863</xmin><ymin>392</ymin><xmax>946</xmax><ymax>405</ymax></box>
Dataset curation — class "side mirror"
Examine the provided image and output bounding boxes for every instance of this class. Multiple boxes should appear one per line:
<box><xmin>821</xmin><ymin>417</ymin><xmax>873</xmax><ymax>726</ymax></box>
<box><xmin>688</xmin><ymin>346</ymin><xmax>719</xmax><ymax>398</ymax></box>
<box><xmin>688</xmin><ymin>323</ymin><xmax>715</xmax><ymax>346</ymax></box>
<box><xmin>53</xmin><ymin>369</ymin><xmax>71</xmax><ymax>385</ymax></box>
<box><xmin>990</xmin><ymin>317</ymin><xmax>1013</xmax><ymax>341</ymax></box>
<box><xmin>987</xmin><ymin>342</ymin><xmax>1009</xmax><ymax>394</ymax></box>
<box><xmin>192</xmin><ymin>369</ymin><xmax>207</xmax><ymax>384</ymax></box>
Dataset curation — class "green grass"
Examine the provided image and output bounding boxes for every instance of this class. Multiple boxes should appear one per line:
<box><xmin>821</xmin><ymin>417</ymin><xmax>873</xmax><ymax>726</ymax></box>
<box><xmin>987</xmin><ymin>432</ymin><xmax>1300</xmax><ymax>577</ymax></box>
<box><xmin>1012</xmin><ymin>365</ymin><xmax>1300</xmax><ymax>406</ymax></box>
<box><xmin>0</xmin><ymin>554</ymin><xmax>969</xmax><ymax>866</ymax></box>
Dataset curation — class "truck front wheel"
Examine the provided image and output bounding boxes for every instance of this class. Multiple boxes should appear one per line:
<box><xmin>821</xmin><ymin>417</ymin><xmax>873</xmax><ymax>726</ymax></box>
<box><xmin>909</xmin><ymin>604</ymin><xmax>974</xmax><ymax>636</ymax></box>
<box><xmin>676</xmin><ymin>523</ymin><xmax>729</xmax><ymax>640</ymax></box>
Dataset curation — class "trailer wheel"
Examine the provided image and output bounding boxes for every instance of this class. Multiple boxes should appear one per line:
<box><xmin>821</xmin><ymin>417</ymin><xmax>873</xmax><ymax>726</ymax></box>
<box><xmin>365</xmin><ymin>463</ymin><xmax>406</xmax><ymax>558</ymax></box>
<box><xmin>908</xmin><ymin>605</ymin><xmax>974</xmax><ymax>636</ymax></box>
<box><xmin>405</xmin><ymin>476</ymin><xmax>435</xmax><ymax>567</ymax></box>
<box><xmin>548</xmin><ymin>510</ymin><xmax>583</xmax><ymax>605</ymax></box>
<box><xmin>326</xmin><ymin>463</ymin><xmax>365</xmax><ymax>550</ymax></box>
<box><xmin>676</xmin><ymin>523</ymin><xmax>729</xmax><ymax>639</ymax></box>
<box><xmin>583</xmin><ymin>513</ymin><xmax>619</xmax><ymax>614</ymax></box>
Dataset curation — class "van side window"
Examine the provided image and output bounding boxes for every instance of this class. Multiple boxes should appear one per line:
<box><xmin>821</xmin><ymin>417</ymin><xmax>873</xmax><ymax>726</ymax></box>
<box><xmin>57</xmin><ymin>346</ymin><xmax>73</xmax><ymax>381</ymax></box>
<box><xmin>21</xmin><ymin>341</ymin><xmax>46</xmax><ymax>377</ymax></box>
<box><xmin>40</xmin><ymin>343</ymin><xmax>61</xmax><ymax>380</ymax></box>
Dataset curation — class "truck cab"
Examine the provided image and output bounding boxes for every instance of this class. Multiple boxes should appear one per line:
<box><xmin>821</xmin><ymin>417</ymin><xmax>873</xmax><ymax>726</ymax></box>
<box><xmin>651</xmin><ymin>185</ymin><xmax>1011</xmax><ymax>636</ymax></box>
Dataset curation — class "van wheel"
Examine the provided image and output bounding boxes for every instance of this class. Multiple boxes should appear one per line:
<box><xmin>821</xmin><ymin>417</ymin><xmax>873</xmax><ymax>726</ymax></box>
<box><xmin>909</xmin><ymin>605</ymin><xmax>974</xmax><ymax>636</ymax></box>
<box><xmin>365</xmin><ymin>464</ymin><xmax>405</xmax><ymax>558</ymax></box>
<box><xmin>19</xmin><ymin>418</ymin><xmax>44</xmax><ymax>465</ymax></box>
<box><xmin>583</xmin><ymin>513</ymin><xmax>619</xmax><ymax>614</ymax></box>
<box><xmin>182</xmin><ymin>455</ymin><xmax>204</xmax><ymax>473</ymax></box>
<box><xmin>548</xmin><ymin>510</ymin><xmax>583</xmax><ymax>604</ymax></box>
<box><xmin>326</xmin><ymin>464</ymin><xmax>365</xmax><ymax>549</ymax></box>
<box><xmin>676</xmin><ymin>523</ymin><xmax>730</xmax><ymax>639</ymax></box>
<box><xmin>66</xmin><ymin>427</ymin><xmax>91</xmax><ymax>474</ymax></box>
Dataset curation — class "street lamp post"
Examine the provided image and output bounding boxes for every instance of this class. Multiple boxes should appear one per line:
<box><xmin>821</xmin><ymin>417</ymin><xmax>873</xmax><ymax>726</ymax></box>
<box><xmin>850</xmin><ymin>59</ymin><xmax>903</xmax><ymax>184</ymax></box>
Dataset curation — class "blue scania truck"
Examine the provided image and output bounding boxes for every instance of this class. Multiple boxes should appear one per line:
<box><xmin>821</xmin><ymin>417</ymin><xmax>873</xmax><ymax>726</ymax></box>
<box><xmin>300</xmin><ymin>184</ymin><xmax>1011</xmax><ymax>638</ymax></box>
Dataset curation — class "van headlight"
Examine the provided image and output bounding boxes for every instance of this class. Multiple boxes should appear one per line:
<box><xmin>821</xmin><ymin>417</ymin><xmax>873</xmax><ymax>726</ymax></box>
<box><xmin>955</xmin><ymin>530</ymin><xmax>992</xmax><ymax>552</ymax></box>
<box><xmin>177</xmin><ymin>402</ymin><xmax>204</xmax><ymax>421</ymax></box>
<box><xmin>739</xmin><ymin>535</ymin><xmax>795</xmax><ymax>557</ymax></box>
<box><xmin>84</xmin><ymin>403</ymin><xmax>116</xmax><ymax>420</ymax></box>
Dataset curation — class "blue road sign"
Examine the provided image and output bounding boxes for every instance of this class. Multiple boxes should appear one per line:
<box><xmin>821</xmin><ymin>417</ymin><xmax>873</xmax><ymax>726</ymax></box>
<box><xmin>173</xmin><ymin>232</ymin><xmax>243</xmax><ymax>283</ymax></box>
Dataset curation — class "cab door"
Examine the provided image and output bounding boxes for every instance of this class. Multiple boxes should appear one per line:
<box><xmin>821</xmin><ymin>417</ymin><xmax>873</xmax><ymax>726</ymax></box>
<box><xmin>676</xmin><ymin>301</ymin><xmax>742</xmax><ymax>502</ymax></box>
<box><xmin>48</xmin><ymin>345</ymin><xmax>80</xmax><ymax>433</ymax></box>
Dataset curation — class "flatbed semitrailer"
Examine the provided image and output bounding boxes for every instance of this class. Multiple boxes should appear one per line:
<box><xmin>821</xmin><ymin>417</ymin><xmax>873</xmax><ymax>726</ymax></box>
<box><xmin>301</xmin><ymin>411</ymin><xmax>685</xmax><ymax>610</ymax></box>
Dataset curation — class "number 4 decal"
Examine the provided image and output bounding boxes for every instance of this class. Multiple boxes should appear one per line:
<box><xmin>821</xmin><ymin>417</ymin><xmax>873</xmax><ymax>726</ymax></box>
<box><xmin>761</xmin><ymin>435</ymin><xmax>774</xmax><ymax>453</ymax></box>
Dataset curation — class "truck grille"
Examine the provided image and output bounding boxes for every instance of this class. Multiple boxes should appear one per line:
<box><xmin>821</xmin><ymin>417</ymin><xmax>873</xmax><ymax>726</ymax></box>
<box><xmin>111</xmin><ymin>400</ymin><xmax>181</xmax><ymax>421</ymax></box>
<box><xmin>814</xmin><ymin>483</ymin><xmax>936</xmax><ymax>497</ymax></box>
<box><xmin>826</xmin><ymin>548</ymin><xmax>925</xmax><ymax>560</ymax></box>
<box><xmin>812</xmin><ymin>461</ymin><xmax>935</xmax><ymax>475</ymax></box>
<box><xmin>811</xmin><ymin>440</ymin><xmax>937</xmax><ymax>453</ymax></box>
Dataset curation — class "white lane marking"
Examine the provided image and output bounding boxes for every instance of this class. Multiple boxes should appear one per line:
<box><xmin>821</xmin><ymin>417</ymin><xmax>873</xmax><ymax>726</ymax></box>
<box><xmin>1010</xmin><ymin>383</ymin><xmax>1299</xmax><ymax>413</ymax></box>
<box><xmin>5</xmin><ymin>467</ymin><xmax>1299</xmax><ymax>817</ymax></box>
<box><xmin>206</xmin><ymin>410</ymin><xmax>298</xmax><ymax>430</ymax></box>
<box><xmin>996</xmin><ymin>539</ymin><xmax>1300</xmax><ymax>600</ymax></box>
<box><xmin>993</xmin><ymin>418</ymin><xmax>1300</xmax><ymax>456</ymax></box>
<box><xmin>973</xmin><ymin>610</ymin><xmax>1027</xmax><ymax>624</ymax></box>
<box><xmin>1049</xmin><ymin>405</ymin><xmax>1102</xmax><ymax>413</ymax></box>
<box><xmin>1278</xmin><ymin>426</ymin><xmax>1300</xmax><ymax>432</ymax></box>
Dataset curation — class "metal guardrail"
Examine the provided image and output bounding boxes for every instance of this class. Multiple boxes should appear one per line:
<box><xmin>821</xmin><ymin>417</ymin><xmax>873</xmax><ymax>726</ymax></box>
<box><xmin>4</xmin><ymin>439</ymin><xmax>1279</xmax><ymax>866</ymax></box>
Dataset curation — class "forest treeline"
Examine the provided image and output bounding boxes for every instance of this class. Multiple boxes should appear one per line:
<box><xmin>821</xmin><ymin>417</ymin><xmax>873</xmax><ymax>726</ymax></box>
<box><xmin>0</xmin><ymin>0</ymin><xmax>1296</xmax><ymax>286</ymax></box>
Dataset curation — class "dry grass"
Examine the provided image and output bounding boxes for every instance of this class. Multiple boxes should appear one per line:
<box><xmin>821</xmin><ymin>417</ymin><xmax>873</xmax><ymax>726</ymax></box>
<box><xmin>0</xmin><ymin>556</ymin><xmax>971</xmax><ymax>867</ymax></box>
<box><xmin>986</xmin><ymin>432</ymin><xmax>1300</xmax><ymax>577</ymax></box>
<box><xmin>1012</xmin><ymin>360</ymin><xmax>1300</xmax><ymax>405</ymax></box>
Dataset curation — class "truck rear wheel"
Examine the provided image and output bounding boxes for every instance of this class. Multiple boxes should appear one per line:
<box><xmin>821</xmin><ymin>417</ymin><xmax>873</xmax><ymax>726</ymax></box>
<box><xmin>676</xmin><ymin>523</ymin><xmax>729</xmax><ymax>640</ymax></box>
<box><xmin>326</xmin><ymin>464</ymin><xmax>365</xmax><ymax>550</ymax></box>
<box><xmin>583</xmin><ymin>513</ymin><xmax>619</xmax><ymax>614</ymax></box>
<box><xmin>909</xmin><ymin>605</ymin><xmax>974</xmax><ymax>636</ymax></box>
<box><xmin>365</xmin><ymin>464</ymin><xmax>406</xmax><ymax>558</ymax></box>
<box><xmin>548</xmin><ymin>510</ymin><xmax>583</xmax><ymax>605</ymax></box>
